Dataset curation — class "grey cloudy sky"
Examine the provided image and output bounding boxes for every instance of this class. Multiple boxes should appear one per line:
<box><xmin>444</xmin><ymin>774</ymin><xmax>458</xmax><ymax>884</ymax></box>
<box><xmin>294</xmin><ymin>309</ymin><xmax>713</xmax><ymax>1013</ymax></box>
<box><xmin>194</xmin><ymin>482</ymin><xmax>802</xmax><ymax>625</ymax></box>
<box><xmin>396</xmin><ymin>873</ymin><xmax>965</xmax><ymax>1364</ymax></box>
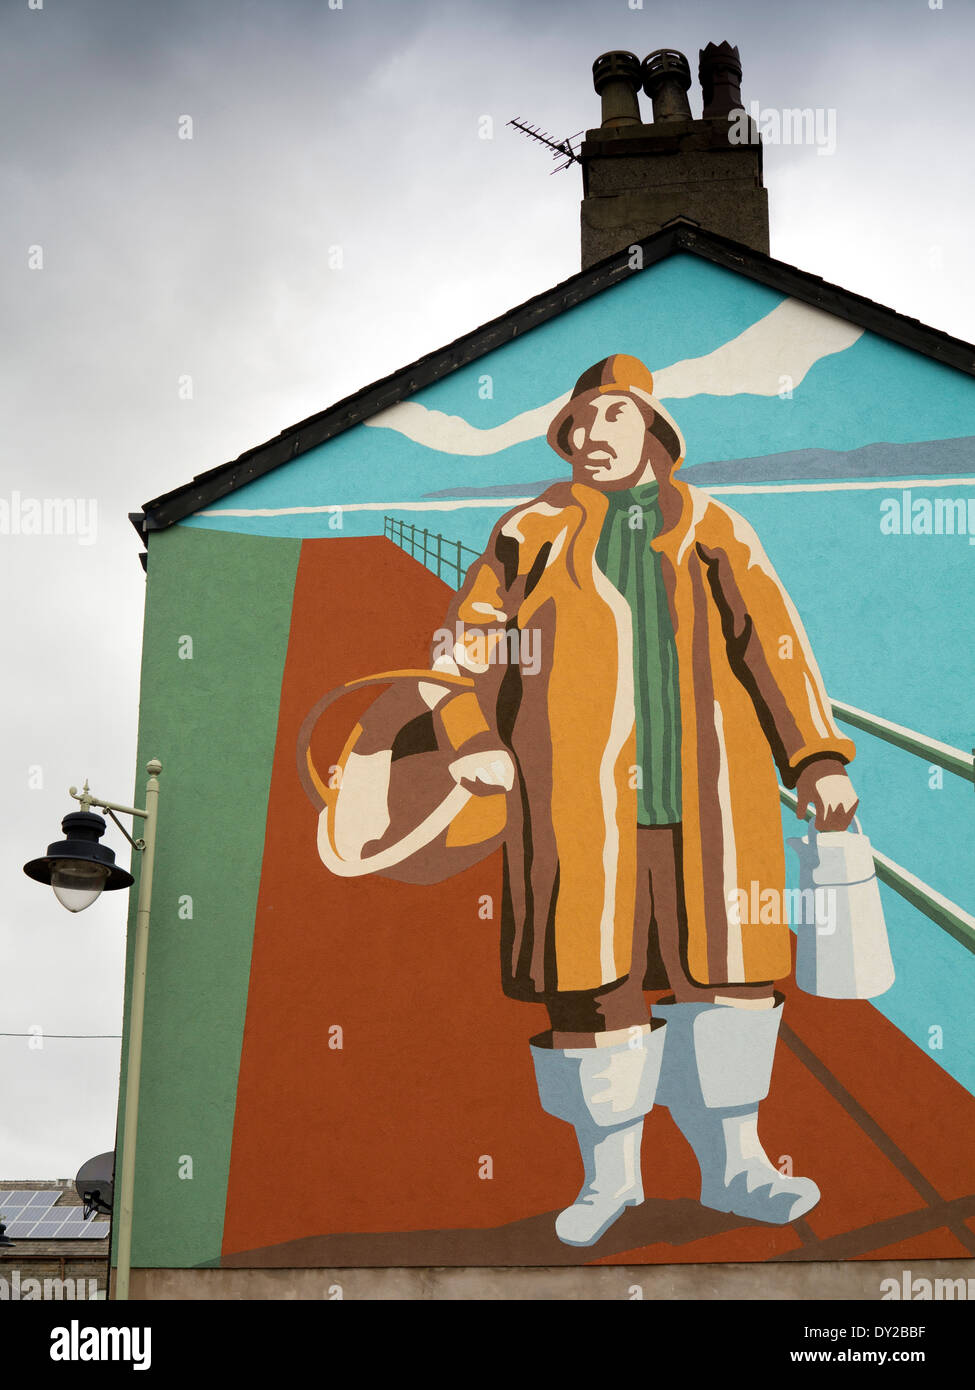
<box><xmin>3</xmin><ymin>0</ymin><xmax>972</xmax><ymax>1180</ymax></box>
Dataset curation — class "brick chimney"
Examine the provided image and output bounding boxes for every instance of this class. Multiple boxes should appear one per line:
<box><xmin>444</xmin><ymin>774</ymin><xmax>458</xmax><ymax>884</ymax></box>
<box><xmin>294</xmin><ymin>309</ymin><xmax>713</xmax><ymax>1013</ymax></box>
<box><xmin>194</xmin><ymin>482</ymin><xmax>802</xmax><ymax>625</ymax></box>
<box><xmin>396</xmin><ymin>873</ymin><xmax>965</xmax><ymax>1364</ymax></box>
<box><xmin>580</xmin><ymin>43</ymin><xmax>769</xmax><ymax>269</ymax></box>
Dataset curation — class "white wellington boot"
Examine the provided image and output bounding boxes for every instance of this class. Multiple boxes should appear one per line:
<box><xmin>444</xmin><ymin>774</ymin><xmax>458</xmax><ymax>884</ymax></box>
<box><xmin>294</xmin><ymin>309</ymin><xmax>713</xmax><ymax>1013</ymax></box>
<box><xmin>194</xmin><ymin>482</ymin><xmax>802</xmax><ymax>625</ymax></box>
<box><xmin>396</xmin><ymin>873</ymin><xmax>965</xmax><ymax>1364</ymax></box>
<box><xmin>653</xmin><ymin>998</ymin><xmax>820</xmax><ymax>1225</ymax></box>
<box><xmin>530</xmin><ymin>1022</ymin><xmax>666</xmax><ymax>1247</ymax></box>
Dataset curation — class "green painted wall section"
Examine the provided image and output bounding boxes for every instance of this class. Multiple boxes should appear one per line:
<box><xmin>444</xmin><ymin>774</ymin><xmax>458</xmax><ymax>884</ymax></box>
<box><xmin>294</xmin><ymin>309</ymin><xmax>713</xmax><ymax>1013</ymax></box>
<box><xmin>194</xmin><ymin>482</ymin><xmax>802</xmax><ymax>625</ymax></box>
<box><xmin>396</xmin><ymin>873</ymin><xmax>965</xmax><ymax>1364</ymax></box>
<box><xmin>114</xmin><ymin>527</ymin><xmax>300</xmax><ymax>1268</ymax></box>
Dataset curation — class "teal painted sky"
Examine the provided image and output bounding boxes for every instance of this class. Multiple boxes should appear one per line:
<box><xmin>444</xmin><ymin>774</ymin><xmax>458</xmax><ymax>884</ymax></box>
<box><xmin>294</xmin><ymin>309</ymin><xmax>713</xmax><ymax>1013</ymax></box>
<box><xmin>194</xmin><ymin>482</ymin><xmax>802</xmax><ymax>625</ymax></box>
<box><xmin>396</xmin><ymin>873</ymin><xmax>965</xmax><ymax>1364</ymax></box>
<box><xmin>181</xmin><ymin>254</ymin><xmax>975</xmax><ymax>538</ymax></box>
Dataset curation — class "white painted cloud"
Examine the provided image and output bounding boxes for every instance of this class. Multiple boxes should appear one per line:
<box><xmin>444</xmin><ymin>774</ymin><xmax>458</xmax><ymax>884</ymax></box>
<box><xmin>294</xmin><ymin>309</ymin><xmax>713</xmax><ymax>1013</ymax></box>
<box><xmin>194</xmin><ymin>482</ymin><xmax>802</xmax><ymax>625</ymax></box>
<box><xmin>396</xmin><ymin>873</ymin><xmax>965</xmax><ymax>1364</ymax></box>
<box><xmin>364</xmin><ymin>298</ymin><xmax>864</xmax><ymax>457</ymax></box>
<box><xmin>365</xmin><ymin>393</ymin><xmax>572</xmax><ymax>457</ymax></box>
<box><xmin>653</xmin><ymin>298</ymin><xmax>864</xmax><ymax>398</ymax></box>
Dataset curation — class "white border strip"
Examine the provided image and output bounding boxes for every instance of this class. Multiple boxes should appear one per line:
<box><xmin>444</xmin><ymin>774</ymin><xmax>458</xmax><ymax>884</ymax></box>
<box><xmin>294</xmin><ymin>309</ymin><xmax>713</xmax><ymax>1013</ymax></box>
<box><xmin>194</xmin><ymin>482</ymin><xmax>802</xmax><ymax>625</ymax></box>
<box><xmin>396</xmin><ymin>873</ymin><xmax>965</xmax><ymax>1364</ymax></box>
<box><xmin>198</xmin><ymin>477</ymin><xmax>975</xmax><ymax>519</ymax></box>
<box><xmin>198</xmin><ymin>499</ymin><xmax>536</xmax><ymax>517</ymax></box>
<box><xmin>705</xmin><ymin>476</ymin><xmax>975</xmax><ymax>496</ymax></box>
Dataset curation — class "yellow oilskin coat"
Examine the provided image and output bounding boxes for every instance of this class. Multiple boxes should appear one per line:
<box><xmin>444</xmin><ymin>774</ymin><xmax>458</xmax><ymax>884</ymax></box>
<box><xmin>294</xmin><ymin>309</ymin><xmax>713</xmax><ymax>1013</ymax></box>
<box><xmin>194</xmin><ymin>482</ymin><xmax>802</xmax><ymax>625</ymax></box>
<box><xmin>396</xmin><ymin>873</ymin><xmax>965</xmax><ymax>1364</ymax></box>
<box><xmin>433</xmin><ymin>469</ymin><xmax>855</xmax><ymax>997</ymax></box>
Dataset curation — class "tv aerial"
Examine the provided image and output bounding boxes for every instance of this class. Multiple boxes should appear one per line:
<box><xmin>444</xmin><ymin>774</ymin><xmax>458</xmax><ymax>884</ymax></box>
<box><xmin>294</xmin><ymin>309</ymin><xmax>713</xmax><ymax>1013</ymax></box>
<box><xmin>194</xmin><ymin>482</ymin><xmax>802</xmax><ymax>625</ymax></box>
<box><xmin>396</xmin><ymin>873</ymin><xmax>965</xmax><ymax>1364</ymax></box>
<box><xmin>508</xmin><ymin>118</ymin><xmax>583</xmax><ymax>173</ymax></box>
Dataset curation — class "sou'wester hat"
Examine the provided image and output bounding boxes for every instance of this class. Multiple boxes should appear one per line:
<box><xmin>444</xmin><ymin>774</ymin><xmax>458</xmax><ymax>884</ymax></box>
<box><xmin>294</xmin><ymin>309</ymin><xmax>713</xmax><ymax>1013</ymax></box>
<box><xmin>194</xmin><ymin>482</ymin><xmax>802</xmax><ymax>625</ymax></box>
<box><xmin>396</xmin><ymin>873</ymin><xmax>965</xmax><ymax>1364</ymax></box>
<box><xmin>546</xmin><ymin>354</ymin><xmax>686</xmax><ymax>468</ymax></box>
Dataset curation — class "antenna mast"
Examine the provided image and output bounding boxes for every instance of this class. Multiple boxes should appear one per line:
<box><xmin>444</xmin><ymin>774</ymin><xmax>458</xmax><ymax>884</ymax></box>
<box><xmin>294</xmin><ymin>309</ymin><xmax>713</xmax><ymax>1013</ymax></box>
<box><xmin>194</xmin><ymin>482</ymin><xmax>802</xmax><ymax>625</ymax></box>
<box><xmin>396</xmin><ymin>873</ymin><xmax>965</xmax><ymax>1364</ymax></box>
<box><xmin>508</xmin><ymin>118</ymin><xmax>582</xmax><ymax>173</ymax></box>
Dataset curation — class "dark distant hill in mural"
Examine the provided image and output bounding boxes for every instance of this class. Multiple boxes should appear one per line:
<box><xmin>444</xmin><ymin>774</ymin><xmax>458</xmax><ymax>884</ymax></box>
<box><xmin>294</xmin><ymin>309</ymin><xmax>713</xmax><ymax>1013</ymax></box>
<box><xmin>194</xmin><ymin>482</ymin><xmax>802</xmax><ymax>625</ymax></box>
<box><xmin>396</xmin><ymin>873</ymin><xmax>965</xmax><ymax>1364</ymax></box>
<box><xmin>684</xmin><ymin>436</ymin><xmax>975</xmax><ymax>484</ymax></box>
<box><xmin>423</xmin><ymin>436</ymin><xmax>975</xmax><ymax>499</ymax></box>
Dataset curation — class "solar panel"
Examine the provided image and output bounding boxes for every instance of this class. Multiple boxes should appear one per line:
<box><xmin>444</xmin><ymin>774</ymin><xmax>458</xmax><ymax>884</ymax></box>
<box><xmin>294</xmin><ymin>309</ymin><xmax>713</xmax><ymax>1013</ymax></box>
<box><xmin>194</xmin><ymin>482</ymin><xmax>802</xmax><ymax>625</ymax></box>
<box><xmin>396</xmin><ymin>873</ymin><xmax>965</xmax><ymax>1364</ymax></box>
<box><xmin>11</xmin><ymin>1218</ymin><xmax>108</xmax><ymax>1238</ymax></box>
<box><xmin>25</xmin><ymin>1191</ymin><xmax>58</xmax><ymax>1208</ymax></box>
<box><xmin>29</xmin><ymin>1221</ymin><xmax>66</xmax><ymax>1238</ymax></box>
<box><xmin>0</xmin><ymin>1190</ymin><xmax>57</xmax><ymax>1217</ymax></box>
<box><xmin>0</xmin><ymin>1189</ymin><xmax>109</xmax><ymax>1239</ymax></box>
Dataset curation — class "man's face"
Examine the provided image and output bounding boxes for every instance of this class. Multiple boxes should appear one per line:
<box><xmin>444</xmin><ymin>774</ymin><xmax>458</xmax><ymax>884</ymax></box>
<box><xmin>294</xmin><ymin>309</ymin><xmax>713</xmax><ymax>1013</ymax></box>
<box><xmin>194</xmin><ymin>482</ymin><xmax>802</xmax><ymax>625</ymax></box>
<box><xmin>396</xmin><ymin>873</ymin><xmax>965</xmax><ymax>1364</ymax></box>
<box><xmin>569</xmin><ymin>394</ymin><xmax>651</xmax><ymax>489</ymax></box>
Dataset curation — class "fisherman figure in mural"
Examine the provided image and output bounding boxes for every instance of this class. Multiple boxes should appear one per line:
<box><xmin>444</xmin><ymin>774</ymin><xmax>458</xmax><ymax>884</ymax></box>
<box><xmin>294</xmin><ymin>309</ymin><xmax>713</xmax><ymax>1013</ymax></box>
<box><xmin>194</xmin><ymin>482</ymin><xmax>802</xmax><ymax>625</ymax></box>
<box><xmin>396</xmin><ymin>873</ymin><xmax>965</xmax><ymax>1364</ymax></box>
<box><xmin>307</xmin><ymin>354</ymin><xmax>859</xmax><ymax>1248</ymax></box>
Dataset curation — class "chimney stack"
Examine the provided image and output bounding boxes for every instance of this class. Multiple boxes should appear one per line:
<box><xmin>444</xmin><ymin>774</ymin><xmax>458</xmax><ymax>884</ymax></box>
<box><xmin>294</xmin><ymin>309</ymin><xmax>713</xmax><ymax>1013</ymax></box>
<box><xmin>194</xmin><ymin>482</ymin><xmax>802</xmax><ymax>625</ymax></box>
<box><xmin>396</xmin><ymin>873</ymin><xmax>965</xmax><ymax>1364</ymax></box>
<box><xmin>580</xmin><ymin>41</ymin><xmax>769</xmax><ymax>269</ymax></box>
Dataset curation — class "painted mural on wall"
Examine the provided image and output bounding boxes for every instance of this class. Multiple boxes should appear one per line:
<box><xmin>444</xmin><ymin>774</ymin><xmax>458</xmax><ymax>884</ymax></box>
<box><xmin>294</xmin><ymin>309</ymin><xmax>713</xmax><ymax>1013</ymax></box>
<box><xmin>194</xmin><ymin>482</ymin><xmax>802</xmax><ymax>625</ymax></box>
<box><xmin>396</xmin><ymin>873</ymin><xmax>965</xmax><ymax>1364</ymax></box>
<box><xmin>133</xmin><ymin>253</ymin><xmax>975</xmax><ymax>1268</ymax></box>
<box><xmin>299</xmin><ymin>350</ymin><xmax>867</xmax><ymax>1248</ymax></box>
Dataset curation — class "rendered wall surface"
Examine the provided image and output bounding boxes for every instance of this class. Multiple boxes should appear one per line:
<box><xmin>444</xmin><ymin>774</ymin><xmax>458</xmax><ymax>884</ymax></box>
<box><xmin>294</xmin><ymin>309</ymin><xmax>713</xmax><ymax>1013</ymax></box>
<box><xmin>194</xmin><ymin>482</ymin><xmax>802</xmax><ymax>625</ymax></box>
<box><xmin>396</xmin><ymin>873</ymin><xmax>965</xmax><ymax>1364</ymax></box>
<box><xmin>119</xmin><ymin>254</ymin><xmax>975</xmax><ymax>1274</ymax></box>
<box><xmin>117</xmin><ymin>531</ymin><xmax>300</xmax><ymax>1268</ymax></box>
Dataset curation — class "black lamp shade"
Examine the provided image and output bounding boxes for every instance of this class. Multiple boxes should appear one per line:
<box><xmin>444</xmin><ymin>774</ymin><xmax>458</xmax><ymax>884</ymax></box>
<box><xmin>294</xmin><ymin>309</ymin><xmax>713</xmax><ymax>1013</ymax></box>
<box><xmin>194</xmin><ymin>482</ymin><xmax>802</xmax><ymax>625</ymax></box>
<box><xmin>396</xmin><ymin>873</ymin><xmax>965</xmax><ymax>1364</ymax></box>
<box><xmin>24</xmin><ymin>811</ymin><xmax>135</xmax><ymax>905</ymax></box>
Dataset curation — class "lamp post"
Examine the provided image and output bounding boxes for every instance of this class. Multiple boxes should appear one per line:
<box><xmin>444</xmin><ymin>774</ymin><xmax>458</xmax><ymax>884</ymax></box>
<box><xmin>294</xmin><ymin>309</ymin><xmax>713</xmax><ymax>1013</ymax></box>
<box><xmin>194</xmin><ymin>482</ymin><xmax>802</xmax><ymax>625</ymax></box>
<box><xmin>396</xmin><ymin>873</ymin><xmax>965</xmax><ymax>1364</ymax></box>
<box><xmin>23</xmin><ymin>758</ymin><xmax>162</xmax><ymax>1302</ymax></box>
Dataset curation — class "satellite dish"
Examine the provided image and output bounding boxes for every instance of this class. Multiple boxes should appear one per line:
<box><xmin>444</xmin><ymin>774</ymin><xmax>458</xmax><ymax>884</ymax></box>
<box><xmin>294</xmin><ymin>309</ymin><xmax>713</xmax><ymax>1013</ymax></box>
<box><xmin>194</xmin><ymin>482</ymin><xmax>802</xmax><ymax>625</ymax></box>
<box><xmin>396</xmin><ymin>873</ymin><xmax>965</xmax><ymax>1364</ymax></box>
<box><xmin>75</xmin><ymin>1151</ymin><xmax>115</xmax><ymax>1219</ymax></box>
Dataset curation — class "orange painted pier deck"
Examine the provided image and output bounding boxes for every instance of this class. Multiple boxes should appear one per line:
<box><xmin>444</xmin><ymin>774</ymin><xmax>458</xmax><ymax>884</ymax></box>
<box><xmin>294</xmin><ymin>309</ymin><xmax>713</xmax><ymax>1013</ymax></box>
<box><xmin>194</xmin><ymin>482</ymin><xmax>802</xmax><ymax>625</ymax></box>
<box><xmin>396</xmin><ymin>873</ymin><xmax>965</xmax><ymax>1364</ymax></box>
<box><xmin>221</xmin><ymin>538</ymin><xmax>975</xmax><ymax>1268</ymax></box>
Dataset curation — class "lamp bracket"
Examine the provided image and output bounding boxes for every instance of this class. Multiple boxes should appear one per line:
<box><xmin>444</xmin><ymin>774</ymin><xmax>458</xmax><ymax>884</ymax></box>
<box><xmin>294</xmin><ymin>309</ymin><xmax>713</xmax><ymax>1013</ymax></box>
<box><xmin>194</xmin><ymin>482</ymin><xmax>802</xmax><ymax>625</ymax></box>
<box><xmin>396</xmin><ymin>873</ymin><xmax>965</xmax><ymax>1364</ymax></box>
<box><xmin>69</xmin><ymin>785</ymin><xmax>148</xmax><ymax>822</ymax></box>
<box><xmin>103</xmin><ymin>806</ymin><xmax>144</xmax><ymax>853</ymax></box>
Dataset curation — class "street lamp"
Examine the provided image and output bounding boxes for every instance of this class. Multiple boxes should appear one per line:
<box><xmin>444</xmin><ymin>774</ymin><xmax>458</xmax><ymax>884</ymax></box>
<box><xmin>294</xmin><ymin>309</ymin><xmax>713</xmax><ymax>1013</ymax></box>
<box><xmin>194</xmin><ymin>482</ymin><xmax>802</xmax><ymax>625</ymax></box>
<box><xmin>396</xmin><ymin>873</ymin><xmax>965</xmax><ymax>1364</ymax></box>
<box><xmin>24</xmin><ymin>809</ymin><xmax>134</xmax><ymax>911</ymax></box>
<box><xmin>22</xmin><ymin>758</ymin><xmax>162</xmax><ymax>1302</ymax></box>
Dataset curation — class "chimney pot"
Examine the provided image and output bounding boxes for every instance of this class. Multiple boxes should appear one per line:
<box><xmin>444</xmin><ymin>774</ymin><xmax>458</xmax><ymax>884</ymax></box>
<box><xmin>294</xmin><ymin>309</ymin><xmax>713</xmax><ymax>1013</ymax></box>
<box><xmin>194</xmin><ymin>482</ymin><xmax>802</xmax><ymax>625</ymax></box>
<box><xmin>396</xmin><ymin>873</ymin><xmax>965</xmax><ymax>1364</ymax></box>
<box><xmin>699</xmin><ymin>41</ymin><xmax>744</xmax><ymax>117</ymax></box>
<box><xmin>641</xmin><ymin>49</ymin><xmax>693</xmax><ymax>123</ymax></box>
<box><xmin>592</xmin><ymin>50</ymin><xmax>643</xmax><ymax>128</ymax></box>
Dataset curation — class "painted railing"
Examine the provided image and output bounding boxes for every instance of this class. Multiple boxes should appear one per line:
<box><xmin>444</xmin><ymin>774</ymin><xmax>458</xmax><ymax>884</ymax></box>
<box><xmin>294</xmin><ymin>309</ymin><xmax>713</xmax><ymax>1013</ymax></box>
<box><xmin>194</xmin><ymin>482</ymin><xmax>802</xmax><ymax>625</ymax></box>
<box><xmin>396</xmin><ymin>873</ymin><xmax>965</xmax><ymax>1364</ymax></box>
<box><xmin>830</xmin><ymin>701</ymin><xmax>975</xmax><ymax>788</ymax></box>
<box><xmin>383</xmin><ymin>515</ymin><xmax>975</xmax><ymax>954</ymax></box>
<box><xmin>781</xmin><ymin>706</ymin><xmax>975</xmax><ymax>952</ymax></box>
<box><xmin>383</xmin><ymin>516</ymin><xmax>481</xmax><ymax>588</ymax></box>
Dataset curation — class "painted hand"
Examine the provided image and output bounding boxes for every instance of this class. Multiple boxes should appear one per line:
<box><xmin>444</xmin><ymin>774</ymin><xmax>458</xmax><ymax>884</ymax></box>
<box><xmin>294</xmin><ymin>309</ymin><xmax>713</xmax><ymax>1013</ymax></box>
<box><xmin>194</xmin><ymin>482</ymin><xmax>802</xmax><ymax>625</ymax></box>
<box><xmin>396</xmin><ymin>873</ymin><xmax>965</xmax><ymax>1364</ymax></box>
<box><xmin>795</xmin><ymin>758</ymin><xmax>859</xmax><ymax>831</ymax></box>
<box><xmin>448</xmin><ymin>750</ymin><xmax>515</xmax><ymax>797</ymax></box>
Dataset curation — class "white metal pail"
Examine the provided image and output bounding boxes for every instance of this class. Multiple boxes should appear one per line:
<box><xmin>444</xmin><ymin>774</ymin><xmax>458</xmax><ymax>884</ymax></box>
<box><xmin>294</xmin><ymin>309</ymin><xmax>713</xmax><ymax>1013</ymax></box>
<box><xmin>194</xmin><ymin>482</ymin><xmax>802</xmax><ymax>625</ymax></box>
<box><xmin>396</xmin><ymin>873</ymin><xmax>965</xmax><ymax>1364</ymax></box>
<box><xmin>787</xmin><ymin>817</ymin><xmax>895</xmax><ymax>999</ymax></box>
